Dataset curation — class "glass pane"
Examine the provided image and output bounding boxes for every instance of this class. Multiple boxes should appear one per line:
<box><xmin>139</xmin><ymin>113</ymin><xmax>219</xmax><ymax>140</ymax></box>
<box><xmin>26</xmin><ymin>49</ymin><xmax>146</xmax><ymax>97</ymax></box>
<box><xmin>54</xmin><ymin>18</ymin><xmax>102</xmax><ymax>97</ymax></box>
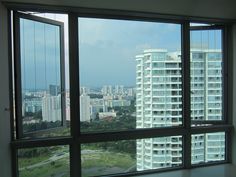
<box><xmin>79</xmin><ymin>17</ymin><xmax>182</xmax><ymax>132</ymax></box>
<box><xmin>190</xmin><ymin>29</ymin><xmax>223</xmax><ymax>121</ymax></box>
<box><xmin>18</xmin><ymin>145</ymin><xmax>70</xmax><ymax>177</ymax></box>
<box><xmin>81</xmin><ymin>136</ymin><xmax>182</xmax><ymax>177</ymax></box>
<box><xmin>19</xmin><ymin>14</ymin><xmax>70</xmax><ymax>138</ymax></box>
<box><xmin>191</xmin><ymin>132</ymin><xmax>225</xmax><ymax>164</ymax></box>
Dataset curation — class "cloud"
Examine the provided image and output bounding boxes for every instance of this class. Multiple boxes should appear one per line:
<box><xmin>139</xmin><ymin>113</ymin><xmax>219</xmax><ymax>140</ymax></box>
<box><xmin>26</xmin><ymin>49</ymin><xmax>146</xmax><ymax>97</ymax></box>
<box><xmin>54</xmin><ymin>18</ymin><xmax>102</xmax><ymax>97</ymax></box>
<box><xmin>78</xmin><ymin>18</ymin><xmax>182</xmax><ymax>86</ymax></box>
<box><xmin>22</xmin><ymin>14</ymin><xmax>182</xmax><ymax>88</ymax></box>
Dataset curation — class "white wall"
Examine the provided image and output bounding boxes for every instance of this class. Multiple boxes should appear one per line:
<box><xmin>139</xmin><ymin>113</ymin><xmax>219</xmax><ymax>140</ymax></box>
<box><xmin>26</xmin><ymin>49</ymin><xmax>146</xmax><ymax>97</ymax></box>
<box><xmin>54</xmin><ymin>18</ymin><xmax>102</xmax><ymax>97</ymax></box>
<box><xmin>0</xmin><ymin>3</ymin><xmax>12</xmax><ymax>177</ymax></box>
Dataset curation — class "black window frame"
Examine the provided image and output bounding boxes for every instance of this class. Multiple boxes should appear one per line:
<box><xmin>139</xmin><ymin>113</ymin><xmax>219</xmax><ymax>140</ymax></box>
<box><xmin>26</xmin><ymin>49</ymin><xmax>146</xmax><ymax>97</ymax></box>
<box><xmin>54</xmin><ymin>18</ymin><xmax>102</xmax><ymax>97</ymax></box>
<box><xmin>190</xmin><ymin>24</ymin><xmax>228</xmax><ymax>126</ymax></box>
<box><xmin>13</xmin><ymin>11</ymin><xmax>66</xmax><ymax>139</ymax></box>
<box><xmin>5</xmin><ymin>3</ymin><xmax>233</xmax><ymax>177</ymax></box>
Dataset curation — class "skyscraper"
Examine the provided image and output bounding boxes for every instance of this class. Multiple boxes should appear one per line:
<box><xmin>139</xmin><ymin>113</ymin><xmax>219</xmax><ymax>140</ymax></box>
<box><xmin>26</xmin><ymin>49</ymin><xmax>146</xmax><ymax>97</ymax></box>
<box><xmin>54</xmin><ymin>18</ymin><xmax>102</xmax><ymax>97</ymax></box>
<box><xmin>136</xmin><ymin>49</ymin><xmax>224</xmax><ymax>170</ymax></box>
<box><xmin>49</xmin><ymin>84</ymin><xmax>60</xmax><ymax>96</ymax></box>
<box><xmin>42</xmin><ymin>94</ymin><xmax>61</xmax><ymax>122</ymax></box>
<box><xmin>190</xmin><ymin>49</ymin><xmax>225</xmax><ymax>164</ymax></box>
<box><xmin>80</xmin><ymin>95</ymin><xmax>91</xmax><ymax>122</ymax></box>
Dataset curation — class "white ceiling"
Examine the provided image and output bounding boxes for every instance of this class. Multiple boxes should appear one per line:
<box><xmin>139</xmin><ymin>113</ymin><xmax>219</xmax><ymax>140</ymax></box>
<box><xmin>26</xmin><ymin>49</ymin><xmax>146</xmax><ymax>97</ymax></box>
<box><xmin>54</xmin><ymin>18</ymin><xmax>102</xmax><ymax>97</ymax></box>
<box><xmin>2</xmin><ymin>0</ymin><xmax>236</xmax><ymax>20</ymax></box>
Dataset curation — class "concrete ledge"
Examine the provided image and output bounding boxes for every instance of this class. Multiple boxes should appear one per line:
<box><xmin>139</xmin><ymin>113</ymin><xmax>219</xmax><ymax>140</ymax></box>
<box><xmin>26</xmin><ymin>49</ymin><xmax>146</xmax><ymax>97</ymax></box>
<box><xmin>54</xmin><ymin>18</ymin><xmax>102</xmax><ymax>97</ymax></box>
<box><xmin>137</xmin><ymin>164</ymin><xmax>236</xmax><ymax>177</ymax></box>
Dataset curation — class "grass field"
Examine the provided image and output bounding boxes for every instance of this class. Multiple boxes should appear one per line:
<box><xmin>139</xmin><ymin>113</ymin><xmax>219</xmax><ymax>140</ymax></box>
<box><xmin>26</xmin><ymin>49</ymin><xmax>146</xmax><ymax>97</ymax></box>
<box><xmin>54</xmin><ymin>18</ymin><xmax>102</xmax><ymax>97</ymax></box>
<box><xmin>82</xmin><ymin>149</ymin><xmax>136</xmax><ymax>177</ymax></box>
<box><xmin>19</xmin><ymin>158</ymin><xmax>70</xmax><ymax>177</ymax></box>
<box><xmin>18</xmin><ymin>146</ymin><xmax>136</xmax><ymax>177</ymax></box>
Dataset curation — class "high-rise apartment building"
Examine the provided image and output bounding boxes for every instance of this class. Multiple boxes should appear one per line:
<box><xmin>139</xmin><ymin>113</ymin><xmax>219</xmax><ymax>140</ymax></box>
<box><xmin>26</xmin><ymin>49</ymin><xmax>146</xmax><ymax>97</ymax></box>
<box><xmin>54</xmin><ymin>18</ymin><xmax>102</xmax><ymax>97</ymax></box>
<box><xmin>136</xmin><ymin>49</ymin><xmax>225</xmax><ymax>170</ymax></box>
<box><xmin>190</xmin><ymin>49</ymin><xmax>225</xmax><ymax>164</ymax></box>
<box><xmin>49</xmin><ymin>84</ymin><xmax>60</xmax><ymax>96</ymax></box>
<box><xmin>102</xmin><ymin>85</ymin><xmax>113</xmax><ymax>95</ymax></box>
<box><xmin>23</xmin><ymin>97</ymin><xmax>42</xmax><ymax>115</ymax></box>
<box><xmin>42</xmin><ymin>94</ymin><xmax>61</xmax><ymax>122</ymax></box>
<box><xmin>80</xmin><ymin>95</ymin><xmax>91</xmax><ymax>122</ymax></box>
<box><xmin>115</xmin><ymin>85</ymin><xmax>124</xmax><ymax>95</ymax></box>
<box><xmin>80</xmin><ymin>87</ymin><xmax>90</xmax><ymax>95</ymax></box>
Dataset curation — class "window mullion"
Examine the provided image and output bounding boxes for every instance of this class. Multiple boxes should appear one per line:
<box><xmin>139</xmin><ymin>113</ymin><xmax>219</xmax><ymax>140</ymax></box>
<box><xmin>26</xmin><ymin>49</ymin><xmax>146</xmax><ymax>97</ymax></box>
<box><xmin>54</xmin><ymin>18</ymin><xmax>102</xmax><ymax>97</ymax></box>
<box><xmin>182</xmin><ymin>21</ymin><xmax>191</xmax><ymax>169</ymax></box>
<box><xmin>68</xmin><ymin>13</ymin><xmax>81</xmax><ymax>177</ymax></box>
<box><xmin>222</xmin><ymin>25</ymin><xmax>232</xmax><ymax>163</ymax></box>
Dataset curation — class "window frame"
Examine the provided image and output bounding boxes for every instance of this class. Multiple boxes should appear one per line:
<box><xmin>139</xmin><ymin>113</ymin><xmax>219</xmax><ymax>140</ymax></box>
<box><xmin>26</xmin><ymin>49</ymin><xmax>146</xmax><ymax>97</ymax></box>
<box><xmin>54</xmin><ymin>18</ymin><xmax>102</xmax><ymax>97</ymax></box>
<box><xmin>13</xmin><ymin>11</ymin><xmax>66</xmax><ymax>139</ymax></box>
<box><xmin>5</xmin><ymin>3</ymin><xmax>233</xmax><ymax>177</ymax></box>
<box><xmin>190</xmin><ymin>25</ymin><xmax>228</xmax><ymax>126</ymax></box>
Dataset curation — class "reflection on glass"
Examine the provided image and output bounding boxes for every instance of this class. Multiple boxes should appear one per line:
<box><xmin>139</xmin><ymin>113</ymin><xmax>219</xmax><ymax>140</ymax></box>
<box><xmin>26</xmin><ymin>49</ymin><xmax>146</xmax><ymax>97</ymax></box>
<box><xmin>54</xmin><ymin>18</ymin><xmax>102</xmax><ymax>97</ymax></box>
<box><xmin>19</xmin><ymin>17</ymin><xmax>66</xmax><ymax>136</ymax></box>
<box><xmin>18</xmin><ymin>146</ymin><xmax>70</xmax><ymax>177</ymax></box>
<box><xmin>81</xmin><ymin>136</ymin><xmax>182</xmax><ymax>177</ymax></box>
<box><xmin>190</xmin><ymin>23</ymin><xmax>212</xmax><ymax>27</ymax></box>
<box><xmin>191</xmin><ymin>132</ymin><xmax>225</xmax><ymax>164</ymax></box>
<box><xmin>79</xmin><ymin>17</ymin><xmax>182</xmax><ymax>132</ymax></box>
<box><xmin>190</xmin><ymin>29</ymin><xmax>222</xmax><ymax>121</ymax></box>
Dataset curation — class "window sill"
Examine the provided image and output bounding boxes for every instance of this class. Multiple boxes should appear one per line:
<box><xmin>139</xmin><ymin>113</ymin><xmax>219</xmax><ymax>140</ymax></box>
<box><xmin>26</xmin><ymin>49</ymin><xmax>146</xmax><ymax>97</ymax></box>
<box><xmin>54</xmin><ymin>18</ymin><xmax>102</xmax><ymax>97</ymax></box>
<box><xmin>137</xmin><ymin>164</ymin><xmax>235</xmax><ymax>177</ymax></box>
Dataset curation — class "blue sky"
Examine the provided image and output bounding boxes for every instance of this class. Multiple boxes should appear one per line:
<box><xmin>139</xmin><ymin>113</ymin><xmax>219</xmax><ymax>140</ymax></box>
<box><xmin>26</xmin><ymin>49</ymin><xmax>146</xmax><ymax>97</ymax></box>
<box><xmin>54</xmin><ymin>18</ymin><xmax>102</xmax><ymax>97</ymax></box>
<box><xmin>79</xmin><ymin>17</ymin><xmax>181</xmax><ymax>87</ymax></box>
<box><xmin>20</xmin><ymin>15</ymin><xmax>222</xmax><ymax>90</ymax></box>
<box><xmin>20</xmin><ymin>18</ymin><xmax>61</xmax><ymax>90</ymax></box>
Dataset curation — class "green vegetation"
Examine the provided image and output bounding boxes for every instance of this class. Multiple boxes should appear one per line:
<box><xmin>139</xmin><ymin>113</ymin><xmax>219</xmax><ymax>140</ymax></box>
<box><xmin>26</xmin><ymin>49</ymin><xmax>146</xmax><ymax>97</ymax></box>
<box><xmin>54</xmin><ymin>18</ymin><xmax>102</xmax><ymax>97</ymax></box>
<box><xmin>80</xmin><ymin>115</ymin><xmax>135</xmax><ymax>132</ymax></box>
<box><xmin>19</xmin><ymin>143</ymin><xmax>136</xmax><ymax>177</ymax></box>
<box><xmin>23</xmin><ymin>120</ymin><xmax>62</xmax><ymax>133</ymax></box>
<box><xmin>25</xmin><ymin>110</ymin><xmax>42</xmax><ymax>120</ymax></box>
<box><xmin>82</xmin><ymin>140</ymin><xmax>136</xmax><ymax>159</ymax></box>
<box><xmin>88</xmin><ymin>93</ymin><xmax>103</xmax><ymax>99</ymax></box>
<box><xmin>81</xmin><ymin>100</ymin><xmax>136</xmax><ymax>132</ymax></box>
<box><xmin>82</xmin><ymin>148</ymin><xmax>136</xmax><ymax>177</ymax></box>
<box><xmin>81</xmin><ymin>100</ymin><xmax>137</xmax><ymax>176</ymax></box>
<box><xmin>19</xmin><ymin>158</ymin><xmax>69</xmax><ymax>177</ymax></box>
<box><xmin>19</xmin><ymin>99</ymin><xmax>137</xmax><ymax>177</ymax></box>
<box><xmin>19</xmin><ymin>146</ymin><xmax>70</xmax><ymax>177</ymax></box>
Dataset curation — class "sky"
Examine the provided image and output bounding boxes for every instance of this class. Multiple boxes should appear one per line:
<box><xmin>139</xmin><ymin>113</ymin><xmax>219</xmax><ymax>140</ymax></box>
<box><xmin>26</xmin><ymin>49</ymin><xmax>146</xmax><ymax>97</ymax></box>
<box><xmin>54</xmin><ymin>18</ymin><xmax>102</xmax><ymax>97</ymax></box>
<box><xmin>79</xmin><ymin>17</ymin><xmax>181</xmax><ymax>87</ymax></box>
<box><xmin>19</xmin><ymin>14</ymin><xmax>222</xmax><ymax>90</ymax></box>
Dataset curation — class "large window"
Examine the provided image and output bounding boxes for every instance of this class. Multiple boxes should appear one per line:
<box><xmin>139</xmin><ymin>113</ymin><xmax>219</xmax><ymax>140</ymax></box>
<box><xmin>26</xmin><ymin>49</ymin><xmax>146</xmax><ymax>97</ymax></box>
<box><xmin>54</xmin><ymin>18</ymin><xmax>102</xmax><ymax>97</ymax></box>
<box><xmin>79</xmin><ymin>17</ymin><xmax>182</xmax><ymax>132</ymax></box>
<box><xmin>9</xmin><ymin>7</ymin><xmax>232</xmax><ymax>177</ymax></box>
<box><xmin>13</xmin><ymin>12</ymin><xmax>70</xmax><ymax>139</ymax></box>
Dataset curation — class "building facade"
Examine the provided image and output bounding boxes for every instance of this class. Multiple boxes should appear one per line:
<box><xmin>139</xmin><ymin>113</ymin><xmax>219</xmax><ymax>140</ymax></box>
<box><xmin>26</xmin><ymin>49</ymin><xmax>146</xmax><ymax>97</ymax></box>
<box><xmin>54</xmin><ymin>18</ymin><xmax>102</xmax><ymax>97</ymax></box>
<box><xmin>190</xmin><ymin>49</ymin><xmax>225</xmax><ymax>164</ymax></box>
<box><xmin>42</xmin><ymin>94</ymin><xmax>61</xmax><ymax>122</ymax></box>
<box><xmin>136</xmin><ymin>49</ymin><xmax>225</xmax><ymax>170</ymax></box>
<box><xmin>80</xmin><ymin>95</ymin><xmax>91</xmax><ymax>122</ymax></box>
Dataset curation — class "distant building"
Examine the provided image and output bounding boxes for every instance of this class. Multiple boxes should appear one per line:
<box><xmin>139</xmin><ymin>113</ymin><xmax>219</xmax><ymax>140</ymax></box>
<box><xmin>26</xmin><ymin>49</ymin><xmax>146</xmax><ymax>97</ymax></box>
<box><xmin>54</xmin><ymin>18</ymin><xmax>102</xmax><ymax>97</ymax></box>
<box><xmin>106</xmin><ymin>99</ymin><xmax>131</xmax><ymax>107</ymax></box>
<box><xmin>80</xmin><ymin>95</ymin><xmax>91</xmax><ymax>122</ymax></box>
<box><xmin>42</xmin><ymin>94</ymin><xmax>61</xmax><ymax>122</ymax></box>
<box><xmin>108</xmin><ymin>85</ymin><xmax>112</xmax><ymax>95</ymax></box>
<box><xmin>102</xmin><ymin>85</ymin><xmax>108</xmax><ymax>95</ymax></box>
<box><xmin>128</xmin><ymin>88</ymin><xmax>135</xmax><ymax>97</ymax></box>
<box><xmin>115</xmin><ymin>85</ymin><xmax>124</xmax><ymax>95</ymax></box>
<box><xmin>90</xmin><ymin>98</ymin><xmax>107</xmax><ymax>120</ymax></box>
<box><xmin>80</xmin><ymin>87</ymin><xmax>90</xmax><ymax>95</ymax></box>
<box><xmin>66</xmin><ymin>91</ymin><xmax>70</xmax><ymax>121</ymax></box>
<box><xmin>23</xmin><ymin>97</ymin><xmax>42</xmax><ymax>117</ymax></box>
<box><xmin>102</xmin><ymin>85</ymin><xmax>113</xmax><ymax>95</ymax></box>
<box><xmin>23</xmin><ymin>117</ymin><xmax>40</xmax><ymax>124</ymax></box>
<box><xmin>49</xmin><ymin>85</ymin><xmax>60</xmax><ymax>96</ymax></box>
<box><xmin>99</xmin><ymin>111</ymin><xmax>116</xmax><ymax>120</ymax></box>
